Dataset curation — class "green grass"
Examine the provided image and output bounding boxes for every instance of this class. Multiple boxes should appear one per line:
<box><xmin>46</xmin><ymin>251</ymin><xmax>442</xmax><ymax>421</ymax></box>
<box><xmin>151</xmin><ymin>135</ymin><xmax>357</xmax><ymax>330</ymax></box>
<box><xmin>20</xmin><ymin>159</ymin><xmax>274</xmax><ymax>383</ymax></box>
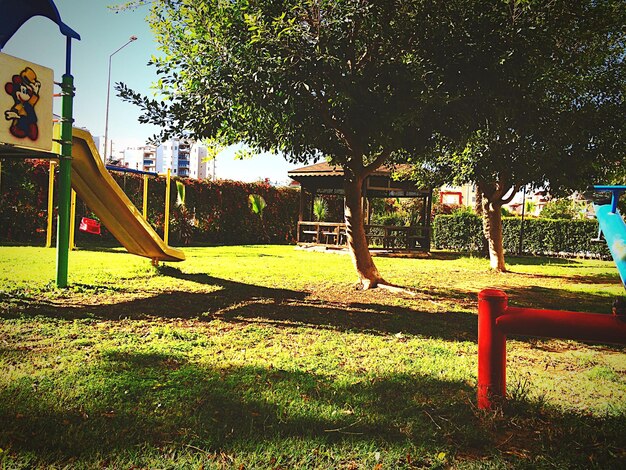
<box><xmin>0</xmin><ymin>245</ymin><xmax>625</xmax><ymax>469</ymax></box>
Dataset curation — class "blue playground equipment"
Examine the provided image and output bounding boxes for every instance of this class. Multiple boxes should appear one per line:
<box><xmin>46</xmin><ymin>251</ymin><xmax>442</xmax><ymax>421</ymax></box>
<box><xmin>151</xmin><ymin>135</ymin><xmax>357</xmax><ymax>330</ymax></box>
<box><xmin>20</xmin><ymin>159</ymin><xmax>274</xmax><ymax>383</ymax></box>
<box><xmin>593</xmin><ymin>185</ymin><xmax>626</xmax><ymax>290</ymax></box>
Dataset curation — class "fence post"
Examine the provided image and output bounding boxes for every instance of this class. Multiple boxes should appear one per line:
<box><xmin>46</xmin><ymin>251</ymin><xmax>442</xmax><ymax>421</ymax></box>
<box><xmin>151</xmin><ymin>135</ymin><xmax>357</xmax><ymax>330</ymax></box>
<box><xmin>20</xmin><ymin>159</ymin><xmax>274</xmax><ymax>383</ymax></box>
<box><xmin>143</xmin><ymin>174</ymin><xmax>148</xmax><ymax>219</ymax></box>
<box><xmin>46</xmin><ymin>161</ymin><xmax>56</xmax><ymax>248</ymax></box>
<box><xmin>164</xmin><ymin>168</ymin><xmax>171</xmax><ymax>245</ymax></box>
<box><xmin>478</xmin><ymin>289</ymin><xmax>509</xmax><ymax>409</ymax></box>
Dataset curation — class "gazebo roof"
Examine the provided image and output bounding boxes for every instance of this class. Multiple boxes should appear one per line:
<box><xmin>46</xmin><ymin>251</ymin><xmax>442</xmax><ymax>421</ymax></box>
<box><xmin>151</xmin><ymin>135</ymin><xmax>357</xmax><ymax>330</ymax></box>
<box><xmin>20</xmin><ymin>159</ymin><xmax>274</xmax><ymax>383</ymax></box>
<box><xmin>288</xmin><ymin>162</ymin><xmax>430</xmax><ymax>198</ymax></box>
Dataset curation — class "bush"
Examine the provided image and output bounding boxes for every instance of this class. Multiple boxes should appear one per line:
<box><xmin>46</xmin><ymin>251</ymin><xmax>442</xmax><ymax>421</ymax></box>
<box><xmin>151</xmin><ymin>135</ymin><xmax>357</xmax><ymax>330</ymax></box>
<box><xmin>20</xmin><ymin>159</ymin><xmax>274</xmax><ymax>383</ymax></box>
<box><xmin>540</xmin><ymin>199</ymin><xmax>578</xmax><ymax>219</ymax></box>
<box><xmin>433</xmin><ymin>211</ymin><xmax>484</xmax><ymax>252</ymax></box>
<box><xmin>0</xmin><ymin>159</ymin><xmax>51</xmax><ymax>243</ymax></box>
<box><xmin>0</xmin><ymin>160</ymin><xmax>300</xmax><ymax>245</ymax></box>
<box><xmin>434</xmin><ymin>212</ymin><xmax>610</xmax><ymax>258</ymax></box>
<box><xmin>370</xmin><ymin>212</ymin><xmax>405</xmax><ymax>226</ymax></box>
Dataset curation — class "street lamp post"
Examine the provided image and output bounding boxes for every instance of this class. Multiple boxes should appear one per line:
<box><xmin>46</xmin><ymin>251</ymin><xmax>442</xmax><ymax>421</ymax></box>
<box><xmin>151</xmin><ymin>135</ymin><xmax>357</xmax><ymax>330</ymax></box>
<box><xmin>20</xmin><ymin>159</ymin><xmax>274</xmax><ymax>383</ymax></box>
<box><xmin>104</xmin><ymin>35</ymin><xmax>137</xmax><ymax>161</ymax></box>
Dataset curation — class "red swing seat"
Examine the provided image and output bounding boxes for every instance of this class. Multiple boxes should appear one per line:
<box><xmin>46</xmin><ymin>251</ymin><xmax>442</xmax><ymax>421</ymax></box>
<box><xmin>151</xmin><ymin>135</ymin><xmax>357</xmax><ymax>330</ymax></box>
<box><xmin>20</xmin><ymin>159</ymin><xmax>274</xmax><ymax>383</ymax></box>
<box><xmin>79</xmin><ymin>217</ymin><xmax>101</xmax><ymax>235</ymax></box>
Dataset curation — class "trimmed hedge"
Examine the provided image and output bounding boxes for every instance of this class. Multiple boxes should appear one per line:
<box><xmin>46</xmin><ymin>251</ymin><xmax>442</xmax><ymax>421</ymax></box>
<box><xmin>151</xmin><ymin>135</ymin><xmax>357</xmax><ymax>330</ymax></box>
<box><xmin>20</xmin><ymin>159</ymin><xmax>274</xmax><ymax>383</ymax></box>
<box><xmin>0</xmin><ymin>159</ymin><xmax>52</xmax><ymax>242</ymax></box>
<box><xmin>434</xmin><ymin>213</ymin><xmax>610</xmax><ymax>258</ymax></box>
<box><xmin>0</xmin><ymin>159</ymin><xmax>300</xmax><ymax>246</ymax></box>
<box><xmin>432</xmin><ymin>211</ymin><xmax>485</xmax><ymax>253</ymax></box>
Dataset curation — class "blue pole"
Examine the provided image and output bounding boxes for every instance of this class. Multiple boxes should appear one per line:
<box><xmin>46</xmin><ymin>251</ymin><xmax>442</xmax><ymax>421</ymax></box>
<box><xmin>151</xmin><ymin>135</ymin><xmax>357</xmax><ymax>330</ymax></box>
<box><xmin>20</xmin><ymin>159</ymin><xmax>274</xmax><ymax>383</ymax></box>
<box><xmin>593</xmin><ymin>185</ymin><xmax>626</xmax><ymax>290</ymax></box>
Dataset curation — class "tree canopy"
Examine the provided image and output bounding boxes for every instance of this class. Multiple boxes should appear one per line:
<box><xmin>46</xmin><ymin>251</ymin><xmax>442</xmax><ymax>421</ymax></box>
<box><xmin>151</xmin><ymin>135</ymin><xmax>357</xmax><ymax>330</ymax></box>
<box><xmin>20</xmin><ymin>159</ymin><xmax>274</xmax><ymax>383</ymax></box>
<box><xmin>119</xmin><ymin>0</ymin><xmax>501</xmax><ymax>165</ymax></box>
<box><xmin>118</xmin><ymin>0</ymin><xmax>514</xmax><ymax>287</ymax></box>
<box><xmin>408</xmin><ymin>0</ymin><xmax>626</xmax><ymax>270</ymax></box>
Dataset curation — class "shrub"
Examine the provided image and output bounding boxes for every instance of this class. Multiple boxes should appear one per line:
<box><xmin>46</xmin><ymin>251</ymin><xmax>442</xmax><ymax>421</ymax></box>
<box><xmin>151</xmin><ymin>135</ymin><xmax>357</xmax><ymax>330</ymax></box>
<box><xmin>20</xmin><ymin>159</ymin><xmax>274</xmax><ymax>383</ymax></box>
<box><xmin>313</xmin><ymin>197</ymin><xmax>328</xmax><ymax>222</ymax></box>
<box><xmin>0</xmin><ymin>160</ymin><xmax>300</xmax><ymax>245</ymax></box>
<box><xmin>433</xmin><ymin>211</ymin><xmax>484</xmax><ymax>252</ymax></box>
<box><xmin>540</xmin><ymin>198</ymin><xmax>578</xmax><ymax>219</ymax></box>
<box><xmin>0</xmin><ymin>159</ymin><xmax>51</xmax><ymax>243</ymax></box>
<box><xmin>370</xmin><ymin>212</ymin><xmax>405</xmax><ymax>226</ymax></box>
<box><xmin>434</xmin><ymin>213</ymin><xmax>610</xmax><ymax>258</ymax></box>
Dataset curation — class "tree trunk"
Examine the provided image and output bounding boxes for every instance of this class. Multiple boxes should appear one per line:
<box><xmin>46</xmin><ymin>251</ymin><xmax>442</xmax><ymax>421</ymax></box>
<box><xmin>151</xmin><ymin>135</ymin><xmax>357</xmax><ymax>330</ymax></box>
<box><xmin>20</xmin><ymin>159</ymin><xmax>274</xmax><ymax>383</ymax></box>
<box><xmin>481</xmin><ymin>195</ymin><xmax>507</xmax><ymax>272</ymax></box>
<box><xmin>343</xmin><ymin>172</ymin><xmax>385</xmax><ymax>289</ymax></box>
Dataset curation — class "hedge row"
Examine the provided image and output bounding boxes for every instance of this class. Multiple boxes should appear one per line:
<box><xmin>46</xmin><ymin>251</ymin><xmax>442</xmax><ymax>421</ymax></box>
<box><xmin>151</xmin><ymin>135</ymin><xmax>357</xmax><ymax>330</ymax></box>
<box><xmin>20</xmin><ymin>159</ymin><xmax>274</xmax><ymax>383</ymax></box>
<box><xmin>0</xmin><ymin>159</ymin><xmax>300</xmax><ymax>245</ymax></box>
<box><xmin>433</xmin><ymin>213</ymin><xmax>611</xmax><ymax>258</ymax></box>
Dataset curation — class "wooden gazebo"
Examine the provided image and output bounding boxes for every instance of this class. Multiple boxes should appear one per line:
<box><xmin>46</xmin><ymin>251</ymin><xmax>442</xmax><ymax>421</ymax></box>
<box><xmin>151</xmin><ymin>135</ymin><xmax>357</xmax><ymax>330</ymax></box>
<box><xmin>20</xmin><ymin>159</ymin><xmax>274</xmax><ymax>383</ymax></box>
<box><xmin>288</xmin><ymin>162</ymin><xmax>433</xmax><ymax>252</ymax></box>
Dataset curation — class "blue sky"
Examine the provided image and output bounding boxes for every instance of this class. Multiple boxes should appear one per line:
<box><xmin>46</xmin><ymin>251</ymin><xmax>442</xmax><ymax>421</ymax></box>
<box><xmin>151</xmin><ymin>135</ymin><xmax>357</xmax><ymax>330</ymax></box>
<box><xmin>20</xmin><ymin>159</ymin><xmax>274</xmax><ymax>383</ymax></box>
<box><xmin>2</xmin><ymin>0</ymin><xmax>301</xmax><ymax>183</ymax></box>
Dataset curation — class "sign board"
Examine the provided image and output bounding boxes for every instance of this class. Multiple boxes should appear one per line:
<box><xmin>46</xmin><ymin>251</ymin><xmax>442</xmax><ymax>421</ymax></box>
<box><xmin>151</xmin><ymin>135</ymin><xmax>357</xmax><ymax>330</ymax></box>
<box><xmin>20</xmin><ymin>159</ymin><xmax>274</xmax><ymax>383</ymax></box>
<box><xmin>0</xmin><ymin>52</ymin><xmax>54</xmax><ymax>152</ymax></box>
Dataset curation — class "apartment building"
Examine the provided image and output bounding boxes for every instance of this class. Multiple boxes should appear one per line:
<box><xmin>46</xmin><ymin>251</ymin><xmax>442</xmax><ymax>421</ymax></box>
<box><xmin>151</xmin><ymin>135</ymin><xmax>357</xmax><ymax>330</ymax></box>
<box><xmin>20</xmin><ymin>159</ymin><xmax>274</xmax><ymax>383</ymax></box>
<box><xmin>189</xmin><ymin>143</ymin><xmax>211</xmax><ymax>180</ymax></box>
<box><xmin>156</xmin><ymin>138</ymin><xmax>192</xmax><ymax>177</ymax></box>
<box><xmin>123</xmin><ymin>145</ymin><xmax>157</xmax><ymax>173</ymax></box>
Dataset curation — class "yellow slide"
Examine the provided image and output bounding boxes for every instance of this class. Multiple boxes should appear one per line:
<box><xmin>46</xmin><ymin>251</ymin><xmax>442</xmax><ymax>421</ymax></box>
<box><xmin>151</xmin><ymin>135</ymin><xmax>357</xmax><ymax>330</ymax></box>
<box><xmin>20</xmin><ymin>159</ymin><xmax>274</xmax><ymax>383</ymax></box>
<box><xmin>63</xmin><ymin>127</ymin><xmax>185</xmax><ymax>262</ymax></box>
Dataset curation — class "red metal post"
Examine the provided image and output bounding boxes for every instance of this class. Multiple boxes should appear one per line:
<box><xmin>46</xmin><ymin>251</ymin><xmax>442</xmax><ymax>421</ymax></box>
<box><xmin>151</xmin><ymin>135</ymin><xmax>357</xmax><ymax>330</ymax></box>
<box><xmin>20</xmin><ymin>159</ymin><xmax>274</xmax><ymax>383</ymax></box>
<box><xmin>477</xmin><ymin>289</ymin><xmax>509</xmax><ymax>409</ymax></box>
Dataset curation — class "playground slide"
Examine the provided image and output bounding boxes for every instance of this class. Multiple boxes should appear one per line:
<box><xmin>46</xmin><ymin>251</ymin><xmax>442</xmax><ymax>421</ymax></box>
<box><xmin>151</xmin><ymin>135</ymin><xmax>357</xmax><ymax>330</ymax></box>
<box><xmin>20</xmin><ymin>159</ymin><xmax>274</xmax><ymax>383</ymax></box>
<box><xmin>592</xmin><ymin>185</ymin><xmax>626</xmax><ymax>289</ymax></box>
<box><xmin>63</xmin><ymin>127</ymin><xmax>185</xmax><ymax>262</ymax></box>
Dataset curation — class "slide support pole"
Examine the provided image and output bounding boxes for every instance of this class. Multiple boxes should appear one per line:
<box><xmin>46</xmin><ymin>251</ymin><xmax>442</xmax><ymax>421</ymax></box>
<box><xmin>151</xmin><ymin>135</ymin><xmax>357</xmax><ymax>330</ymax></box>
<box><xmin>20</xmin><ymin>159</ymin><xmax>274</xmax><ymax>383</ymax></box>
<box><xmin>69</xmin><ymin>189</ymin><xmax>76</xmax><ymax>250</ymax></box>
<box><xmin>56</xmin><ymin>52</ymin><xmax>74</xmax><ymax>287</ymax></box>
<box><xmin>164</xmin><ymin>168</ymin><xmax>171</xmax><ymax>245</ymax></box>
<box><xmin>46</xmin><ymin>161</ymin><xmax>56</xmax><ymax>248</ymax></box>
<box><xmin>143</xmin><ymin>174</ymin><xmax>148</xmax><ymax>219</ymax></box>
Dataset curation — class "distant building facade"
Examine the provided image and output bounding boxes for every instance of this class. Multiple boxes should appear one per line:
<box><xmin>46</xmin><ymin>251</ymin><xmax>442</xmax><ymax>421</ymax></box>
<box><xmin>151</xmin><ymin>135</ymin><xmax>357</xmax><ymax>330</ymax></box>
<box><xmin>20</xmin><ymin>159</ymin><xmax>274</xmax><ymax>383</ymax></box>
<box><xmin>439</xmin><ymin>184</ymin><xmax>477</xmax><ymax>208</ymax></box>
<box><xmin>94</xmin><ymin>135</ymin><xmax>209</xmax><ymax>178</ymax></box>
<box><xmin>123</xmin><ymin>145</ymin><xmax>157</xmax><ymax>173</ymax></box>
<box><xmin>156</xmin><ymin>138</ymin><xmax>189</xmax><ymax>177</ymax></box>
<box><xmin>189</xmin><ymin>143</ymin><xmax>211</xmax><ymax>180</ymax></box>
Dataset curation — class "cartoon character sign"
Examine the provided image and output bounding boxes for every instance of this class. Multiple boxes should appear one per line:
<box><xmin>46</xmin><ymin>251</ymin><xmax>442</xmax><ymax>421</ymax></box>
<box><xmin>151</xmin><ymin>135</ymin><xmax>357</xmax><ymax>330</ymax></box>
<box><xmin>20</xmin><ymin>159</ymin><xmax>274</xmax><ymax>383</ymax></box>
<box><xmin>0</xmin><ymin>53</ymin><xmax>53</xmax><ymax>151</ymax></box>
<box><xmin>4</xmin><ymin>67</ymin><xmax>41</xmax><ymax>141</ymax></box>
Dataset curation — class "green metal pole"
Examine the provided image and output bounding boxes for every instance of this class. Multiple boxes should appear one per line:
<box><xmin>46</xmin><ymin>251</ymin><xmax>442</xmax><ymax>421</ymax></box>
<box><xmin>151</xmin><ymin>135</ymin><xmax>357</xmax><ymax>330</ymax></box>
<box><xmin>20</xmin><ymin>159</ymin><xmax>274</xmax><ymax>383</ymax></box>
<box><xmin>56</xmin><ymin>71</ymin><xmax>74</xmax><ymax>287</ymax></box>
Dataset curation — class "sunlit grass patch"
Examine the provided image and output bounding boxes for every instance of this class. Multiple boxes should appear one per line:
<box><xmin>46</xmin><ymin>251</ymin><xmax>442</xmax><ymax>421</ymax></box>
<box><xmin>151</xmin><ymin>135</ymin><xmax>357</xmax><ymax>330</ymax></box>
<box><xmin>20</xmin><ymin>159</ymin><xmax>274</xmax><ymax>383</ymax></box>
<box><xmin>0</xmin><ymin>244</ymin><xmax>624</xmax><ymax>468</ymax></box>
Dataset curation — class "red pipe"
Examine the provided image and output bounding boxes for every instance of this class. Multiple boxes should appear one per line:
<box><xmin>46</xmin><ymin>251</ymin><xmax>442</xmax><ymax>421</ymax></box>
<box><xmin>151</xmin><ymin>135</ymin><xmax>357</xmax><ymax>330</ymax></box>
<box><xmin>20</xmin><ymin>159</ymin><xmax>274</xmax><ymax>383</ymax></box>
<box><xmin>497</xmin><ymin>307</ymin><xmax>626</xmax><ymax>345</ymax></box>
<box><xmin>477</xmin><ymin>289</ymin><xmax>508</xmax><ymax>410</ymax></box>
<box><xmin>477</xmin><ymin>289</ymin><xmax>626</xmax><ymax>410</ymax></box>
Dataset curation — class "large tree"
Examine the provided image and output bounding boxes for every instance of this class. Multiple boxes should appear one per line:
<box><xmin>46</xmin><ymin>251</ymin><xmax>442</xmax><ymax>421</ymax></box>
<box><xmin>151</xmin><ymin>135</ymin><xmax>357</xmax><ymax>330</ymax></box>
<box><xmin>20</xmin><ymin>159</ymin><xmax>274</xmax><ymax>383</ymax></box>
<box><xmin>412</xmin><ymin>0</ymin><xmax>626</xmax><ymax>271</ymax></box>
<box><xmin>118</xmin><ymin>0</ymin><xmax>513</xmax><ymax>288</ymax></box>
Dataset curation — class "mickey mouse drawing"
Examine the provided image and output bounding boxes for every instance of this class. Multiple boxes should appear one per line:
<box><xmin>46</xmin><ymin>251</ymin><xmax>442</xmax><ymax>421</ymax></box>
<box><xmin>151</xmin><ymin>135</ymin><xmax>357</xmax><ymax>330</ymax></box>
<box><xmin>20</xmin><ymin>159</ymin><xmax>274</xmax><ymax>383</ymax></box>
<box><xmin>4</xmin><ymin>67</ymin><xmax>41</xmax><ymax>141</ymax></box>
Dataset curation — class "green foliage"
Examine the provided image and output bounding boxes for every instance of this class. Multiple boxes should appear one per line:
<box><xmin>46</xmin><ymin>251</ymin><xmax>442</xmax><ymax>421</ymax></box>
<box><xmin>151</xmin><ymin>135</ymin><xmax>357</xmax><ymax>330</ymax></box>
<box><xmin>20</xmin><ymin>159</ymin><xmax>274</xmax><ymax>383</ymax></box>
<box><xmin>117</xmin><ymin>0</ymin><xmax>528</xmax><ymax>171</ymax></box>
<box><xmin>371</xmin><ymin>212</ymin><xmax>405</xmax><ymax>227</ymax></box>
<box><xmin>0</xmin><ymin>160</ymin><xmax>299</xmax><ymax>245</ymax></box>
<box><xmin>433</xmin><ymin>212</ymin><xmax>485</xmax><ymax>252</ymax></box>
<box><xmin>501</xmin><ymin>206</ymin><xmax>515</xmax><ymax>217</ymax></box>
<box><xmin>370</xmin><ymin>197</ymin><xmax>427</xmax><ymax>227</ymax></box>
<box><xmin>312</xmin><ymin>198</ymin><xmax>327</xmax><ymax>222</ymax></box>
<box><xmin>248</xmin><ymin>194</ymin><xmax>267</xmax><ymax>218</ymax></box>
<box><xmin>411</xmin><ymin>0</ymin><xmax>625</xmax><ymax>273</ymax></box>
<box><xmin>452</xmin><ymin>205</ymin><xmax>475</xmax><ymax>217</ymax></box>
<box><xmin>175</xmin><ymin>180</ymin><xmax>186</xmax><ymax>207</ymax></box>
<box><xmin>416</xmin><ymin>1</ymin><xmax>626</xmax><ymax>196</ymax></box>
<box><xmin>434</xmin><ymin>213</ymin><xmax>610</xmax><ymax>257</ymax></box>
<box><xmin>524</xmin><ymin>200</ymin><xmax>537</xmax><ymax>215</ymax></box>
<box><xmin>174</xmin><ymin>181</ymin><xmax>193</xmax><ymax>245</ymax></box>
<box><xmin>540</xmin><ymin>198</ymin><xmax>579</xmax><ymax>220</ymax></box>
<box><xmin>0</xmin><ymin>159</ymin><xmax>53</xmax><ymax>243</ymax></box>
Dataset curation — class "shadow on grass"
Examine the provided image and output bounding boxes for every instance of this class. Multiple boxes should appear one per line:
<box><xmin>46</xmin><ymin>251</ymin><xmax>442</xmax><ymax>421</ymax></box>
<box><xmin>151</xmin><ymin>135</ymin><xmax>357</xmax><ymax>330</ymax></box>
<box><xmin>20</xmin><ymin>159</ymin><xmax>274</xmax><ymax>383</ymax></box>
<box><xmin>505</xmin><ymin>285</ymin><xmax>618</xmax><ymax>314</ymax></box>
<box><xmin>506</xmin><ymin>270</ymin><xmax>622</xmax><ymax>286</ymax></box>
<box><xmin>0</xmin><ymin>278</ymin><xmax>478</xmax><ymax>343</ymax></box>
<box><xmin>0</xmin><ymin>352</ymin><xmax>624</xmax><ymax>468</ymax></box>
<box><xmin>506</xmin><ymin>256</ymin><xmax>584</xmax><ymax>267</ymax></box>
<box><xmin>430</xmin><ymin>252</ymin><xmax>590</xmax><ymax>267</ymax></box>
<box><xmin>2</xmin><ymin>266</ymin><xmax>623</xmax><ymax>343</ymax></box>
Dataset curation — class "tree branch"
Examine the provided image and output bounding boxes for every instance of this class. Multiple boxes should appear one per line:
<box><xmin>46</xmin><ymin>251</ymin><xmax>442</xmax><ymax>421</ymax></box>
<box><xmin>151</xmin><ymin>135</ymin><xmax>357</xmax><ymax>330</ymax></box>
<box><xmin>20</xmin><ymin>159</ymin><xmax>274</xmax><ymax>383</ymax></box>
<box><xmin>312</xmin><ymin>92</ymin><xmax>362</xmax><ymax>158</ymax></box>
<box><xmin>500</xmin><ymin>184</ymin><xmax>520</xmax><ymax>205</ymax></box>
<box><xmin>363</xmin><ymin>149</ymin><xmax>389</xmax><ymax>176</ymax></box>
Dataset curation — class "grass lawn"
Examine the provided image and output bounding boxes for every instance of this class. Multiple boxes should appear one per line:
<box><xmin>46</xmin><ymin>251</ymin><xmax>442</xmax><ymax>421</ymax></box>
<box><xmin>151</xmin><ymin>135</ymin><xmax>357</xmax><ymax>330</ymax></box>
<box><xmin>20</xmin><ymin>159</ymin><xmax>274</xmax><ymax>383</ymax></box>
<box><xmin>0</xmin><ymin>244</ymin><xmax>624</xmax><ymax>469</ymax></box>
